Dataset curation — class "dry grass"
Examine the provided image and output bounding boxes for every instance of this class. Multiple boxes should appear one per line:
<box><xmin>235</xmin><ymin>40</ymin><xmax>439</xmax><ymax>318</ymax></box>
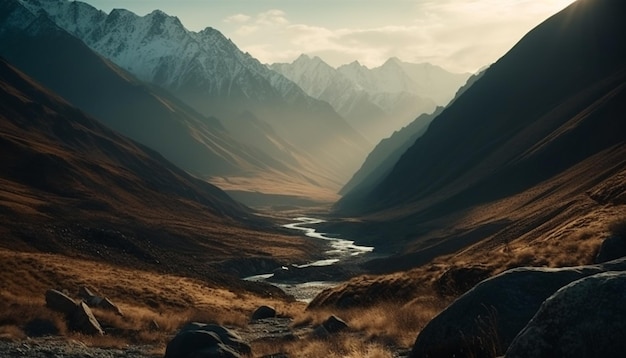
<box><xmin>0</xmin><ymin>248</ymin><xmax>300</xmax><ymax>351</ymax></box>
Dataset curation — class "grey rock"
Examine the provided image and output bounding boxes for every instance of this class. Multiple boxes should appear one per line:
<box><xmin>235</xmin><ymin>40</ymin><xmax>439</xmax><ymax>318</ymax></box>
<box><xmin>165</xmin><ymin>330</ymin><xmax>239</xmax><ymax>358</ymax></box>
<box><xmin>506</xmin><ymin>271</ymin><xmax>626</xmax><ymax>358</ymax></box>
<box><xmin>71</xmin><ymin>302</ymin><xmax>104</xmax><ymax>335</ymax></box>
<box><xmin>78</xmin><ymin>286</ymin><xmax>123</xmax><ymax>316</ymax></box>
<box><xmin>322</xmin><ymin>315</ymin><xmax>348</xmax><ymax>333</ymax></box>
<box><xmin>45</xmin><ymin>289</ymin><xmax>77</xmax><ymax>315</ymax></box>
<box><xmin>78</xmin><ymin>286</ymin><xmax>96</xmax><ymax>300</ymax></box>
<box><xmin>594</xmin><ymin>235</ymin><xmax>626</xmax><ymax>263</ymax></box>
<box><xmin>409</xmin><ymin>258</ymin><xmax>626</xmax><ymax>358</ymax></box>
<box><xmin>99</xmin><ymin>297</ymin><xmax>124</xmax><ymax>316</ymax></box>
<box><xmin>166</xmin><ymin>322</ymin><xmax>251</xmax><ymax>358</ymax></box>
<box><xmin>251</xmin><ymin>305</ymin><xmax>276</xmax><ymax>321</ymax></box>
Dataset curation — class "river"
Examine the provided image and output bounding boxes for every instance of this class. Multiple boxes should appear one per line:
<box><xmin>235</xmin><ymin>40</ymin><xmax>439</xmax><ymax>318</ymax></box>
<box><xmin>244</xmin><ymin>217</ymin><xmax>374</xmax><ymax>302</ymax></box>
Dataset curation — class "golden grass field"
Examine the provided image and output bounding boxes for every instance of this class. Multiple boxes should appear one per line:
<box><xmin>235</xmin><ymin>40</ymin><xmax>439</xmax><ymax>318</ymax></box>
<box><xmin>0</xmin><ymin>246</ymin><xmax>451</xmax><ymax>357</ymax></box>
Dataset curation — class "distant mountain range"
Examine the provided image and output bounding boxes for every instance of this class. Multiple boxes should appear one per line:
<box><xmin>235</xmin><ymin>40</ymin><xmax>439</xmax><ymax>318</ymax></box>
<box><xmin>14</xmin><ymin>0</ymin><xmax>372</xmax><ymax>200</ymax></box>
<box><xmin>271</xmin><ymin>55</ymin><xmax>469</xmax><ymax>142</ymax></box>
<box><xmin>333</xmin><ymin>0</ymin><xmax>626</xmax><ymax>271</ymax></box>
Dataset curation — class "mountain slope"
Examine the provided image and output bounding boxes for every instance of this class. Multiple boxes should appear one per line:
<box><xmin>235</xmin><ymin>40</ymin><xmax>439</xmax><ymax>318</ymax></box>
<box><xmin>0</xmin><ymin>57</ymin><xmax>314</xmax><ymax>284</ymax></box>
<box><xmin>340</xmin><ymin>70</ymin><xmax>485</xmax><ymax>196</ymax></box>
<box><xmin>339</xmin><ymin>107</ymin><xmax>444</xmax><ymax>196</ymax></box>
<box><xmin>324</xmin><ymin>0</ymin><xmax>626</xmax><ymax>280</ymax></box>
<box><xmin>337</xmin><ymin>0</ymin><xmax>626</xmax><ymax>216</ymax></box>
<box><xmin>21</xmin><ymin>0</ymin><xmax>371</xmax><ymax>187</ymax></box>
<box><xmin>311</xmin><ymin>0</ymin><xmax>626</xmax><ymax>311</ymax></box>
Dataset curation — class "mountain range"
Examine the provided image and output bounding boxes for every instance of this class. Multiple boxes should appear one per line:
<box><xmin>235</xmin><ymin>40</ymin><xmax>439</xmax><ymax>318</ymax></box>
<box><xmin>271</xmin><ymin>55</ymin><xmax>469</xmax><ymax>142</ymax></box>
<box><xmin>330</xmin><ymin>0</ymin><xmax>626</xmax><ymax>271</ymax></box>
<box><xmin>17</xmin><ymin>0</ymin><xmax>372</xmax><ymax>200</ymax></box>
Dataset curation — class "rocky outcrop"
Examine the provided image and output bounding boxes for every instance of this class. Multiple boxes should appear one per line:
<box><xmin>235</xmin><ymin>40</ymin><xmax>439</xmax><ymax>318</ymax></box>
<box><xmin>78</xmin><ymin>286</ymin><xmax>124</xmax><ymax>316</ymax></box>
<box><xmin>45</xmin><ymin>289</ymin><xmax>77</xmax><ymax>315</ymax></box>
<box><xmin>165</xmin><ymin>322</ymin><xmax>251</xmax><ymax>358</ymax></box>
<box><xmin>313</xmin><ymin>315</ymin><xmax>349</xmax><ymax>338</ymax></box>
<box><xmin>506</xmin><ymin>271</ymin><xmax>626</xmax><ymax>358</ymax></box>
<box><xmin>45</xmin><ymin>289</ymin><xmax>104</xmax><ymax>335</ymax></box>
<box><xmin>409</xmin><ymin>258</ymin><xmax>626</xmax><ymax>357</ymax></box>
<box><xmin>251</xmin><ymin>306</ymin><xmax>276</xmax><ymax>321</ymax></box>
<box><xmin>594</xmin><ymin>235</ymin><xmax>626</xmax><ymax>263</ymax></box>
<box><xmin>71</xmin><ymin>302</ymin><xmax>104</xmax><ymax>336</ymax></box>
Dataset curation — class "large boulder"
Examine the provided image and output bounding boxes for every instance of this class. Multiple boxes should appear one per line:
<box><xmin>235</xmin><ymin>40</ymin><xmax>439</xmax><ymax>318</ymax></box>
<box><xmin>45</xmin><ymin>289</ymin><xmax>77</xmax><ymax>315</ymax></box>
<box><xmin>409</xmin><ymin>258</ymin><xmax>626</xmax><ymax>358</ymax></box>
<box><xmin>506</xmin><ymin>271</ymin><xmax>626</xmax><ymax>358</ymax></box>
<box><xmin>78</xmin><ymin>286</ymin><xmax>123</xmax><ymax>316</ymax></box>
<box><xmin>71</xmin><ymin>302</ymin><xmax>104</xmax><ymax>335</ymax></box>
<box><xmin>594</xmin><ymin>235</ymin><xmax>626</xmax><ymax>263</ymax></box>
<box><xmin>44</xmin><ymin>289</ymin><xmax>104</xmax><ymax>335</ymax></box>
<box><xmin>251</xmin><ymin>306</ymin><xmax>276</xmax><ymax>321</ymax></box>
<box><xmin>165</xmin><ymin>322</ymin><xmax>251</xmax><ymax>358</ymax></box>
<box><xmin>313</xmin><ymin>315</ymin><xmax>349</xmax><ymax>339</ymax></box>
<box><xmin>322</xmin><ymin>315</ymin><xmax>348</xmax><ymax>333</ymax></box>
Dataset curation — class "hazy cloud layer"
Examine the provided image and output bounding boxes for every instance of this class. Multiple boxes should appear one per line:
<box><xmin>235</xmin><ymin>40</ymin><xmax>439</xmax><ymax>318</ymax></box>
<box><xmin>223</xmin><ymin>1</ymin><xmax>575</xmax><ymax>73</ymax></box>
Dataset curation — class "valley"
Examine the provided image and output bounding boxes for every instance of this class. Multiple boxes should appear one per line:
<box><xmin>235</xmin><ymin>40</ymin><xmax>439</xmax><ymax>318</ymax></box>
<box><xmin>1</xmin><ymin>0</ymin><xmax>626</xmax><ymax>357</ymax></box>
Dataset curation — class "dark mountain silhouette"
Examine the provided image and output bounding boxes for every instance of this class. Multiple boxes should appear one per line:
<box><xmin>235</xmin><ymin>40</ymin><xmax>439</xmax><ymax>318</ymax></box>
<box><xmin>339</xmin><ymin>107</ymin><xmax>444</xmax><ymax>196</ymax></box>
<box><xmin>339</xmin><ymin>70</ymin><xmax>485</xmax><ymax>197</ymax></box>
<box><xmin>332</xmin><ymin>0</ymin><xmax>626</xmax><ymax>262</ymax></box>
<box><xmin>0</xmin><ymin>56</ymin><xmax>314</xmax><ymax>286</ymax></box>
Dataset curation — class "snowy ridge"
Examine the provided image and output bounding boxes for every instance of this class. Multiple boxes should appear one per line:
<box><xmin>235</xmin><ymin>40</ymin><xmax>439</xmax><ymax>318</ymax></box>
<box><xmin>270</xmin><ymin>55</ymin><xmax>455</xmax><ymax>142</ymax></box>
<box><xmin>18</xmin><ymin>0</ymin><xmax>315</xmax><ymax>105</ymax></box>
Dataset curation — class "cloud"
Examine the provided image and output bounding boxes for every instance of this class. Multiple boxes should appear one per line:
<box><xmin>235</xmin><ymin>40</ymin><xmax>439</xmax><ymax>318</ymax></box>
<box><xmin>223</xmin><ymin>13</ymin><xmax>251</xmax><ymax>24</ymax></box>
<box><xmin>255</xmin><ymin>9</ymin><xmax>289</xmax><ymax>26</ymax></box>
<box><xmin>226</xmin><ymin>1</ymin><xmax>576</xmax><ymax>73</ymax></box>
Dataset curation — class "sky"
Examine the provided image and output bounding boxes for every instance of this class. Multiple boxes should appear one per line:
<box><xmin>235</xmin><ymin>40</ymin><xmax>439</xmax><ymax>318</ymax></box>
<box><xmin>78</xmin><ymin>0</ymin><xmax>577</xmax><ymax>73</ymax></box>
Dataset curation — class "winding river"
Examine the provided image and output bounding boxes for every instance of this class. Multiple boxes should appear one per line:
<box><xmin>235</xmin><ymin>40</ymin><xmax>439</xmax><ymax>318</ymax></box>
<box><xmin>244</xmin><ymin>217</ymin><xmax>374</xmax><ymax>302</ymax></box>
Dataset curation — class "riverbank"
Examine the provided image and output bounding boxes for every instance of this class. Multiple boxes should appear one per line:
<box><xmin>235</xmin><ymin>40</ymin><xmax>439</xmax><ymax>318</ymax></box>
<box><xmin>244</xmin><ymin>217</ymin><xmax>376</xmax><ymax>302</ymax></box>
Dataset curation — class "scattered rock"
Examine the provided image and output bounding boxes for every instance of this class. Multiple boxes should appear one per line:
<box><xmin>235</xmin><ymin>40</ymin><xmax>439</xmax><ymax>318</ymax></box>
<box><xmin>251</xmin><ymin>306</ymin><xmax>276</xmax><ymax>321</ymax></box>
<box><xmin>165</xmin><ymin>322</ymin><xmax>251</xmax><ymax>358</ymax></box>
<box><xmin>98</xmin><ymin>297</ymin><xmax>124</xmax><ymax>316</ymax></box>
<box><xmin>312</xmin><ymin>315</ymin><xmax>349</xmax><ymax>339</ymax></box>
<box><xmin>149</xmin><ymin>319</ymin><xmax>160</xmax><ymax>331</ymax></box>
<box><xmin>409</xmin><ymin>258</ymin><xmax>626</xmax><ymax>357</ymax></box>
<box><xmin>45</xmin><ymin>289</ymin><xmax>76</xmax><ymax>315</ymax></box>
<box><xmin>44</xmin><ymin>289</ymin><xmax>104</xmax><ymax>335</ymax></box>
<box><xmin>506</xmin><ymin>271</ymin><xmax>626</xmax><ymax>358</ymax></box>
<box><xmin>70</xmin><ymin>302</ymin><xmax>104</xmax><ymax>335</ymax></box>
<box><xmin>78</xmin><ymin>286</ymin><xmax>96</xmax><ymax>300</ymax></box>
<box><xmin>322</xmin><ymin>315</ymin><xmax>348</xmax><ymax>333</ymax></box>
<box><xmin>594</xmin><ymin>235</ymin><xmax>626</xmax><ymax>263</ymax></box>
<box><xmin>77</xmin><ymin>285</ymin><xmax>123</xmax><ymax>316</ymax></box>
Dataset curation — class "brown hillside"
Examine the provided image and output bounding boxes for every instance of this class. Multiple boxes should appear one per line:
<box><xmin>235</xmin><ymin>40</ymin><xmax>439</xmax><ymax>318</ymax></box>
<box><xmin>0</xmin><ymin>58</ymin><xmax>314</xmax><ymax>287</ymax></box>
